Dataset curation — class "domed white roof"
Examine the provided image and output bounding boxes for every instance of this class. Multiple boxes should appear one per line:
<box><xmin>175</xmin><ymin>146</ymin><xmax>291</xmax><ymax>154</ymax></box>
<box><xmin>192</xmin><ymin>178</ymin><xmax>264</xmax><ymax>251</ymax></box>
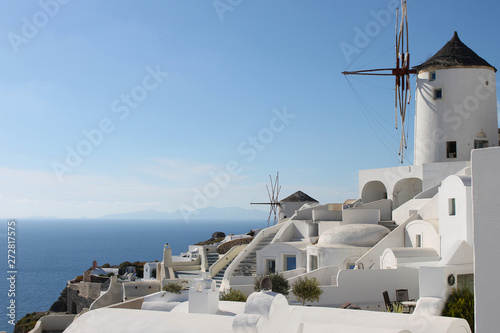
<box><xmin>318</xmin><ymin>224</ymin><xmax>389</xmax><ymax>247</ymax></box>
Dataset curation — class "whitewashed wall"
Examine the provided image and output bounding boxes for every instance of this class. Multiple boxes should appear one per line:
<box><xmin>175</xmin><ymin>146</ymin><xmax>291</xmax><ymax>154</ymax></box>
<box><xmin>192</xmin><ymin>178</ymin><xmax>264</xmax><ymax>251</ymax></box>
<box><xmin>342</xmin><ymin>209</ymin><xmax>380</xmax><ymax>225</ymax></box>
<box><xmin>439</xmin><ymin>175</ymin><xmax>472</xmax><ymax>257</ymax></box>
<box><xmin>308</xmin><ymin>245</ymin><xmax>367</xmax><ymax>270</ymax></box>
<box><xmin>414</xmin><ymin>68</ymin><xmax>498</xmax><ymax>165</ymax></box>
<box><xmin>256</xmin><ymin>243</ymin><xmax>305</xmax><ymax>275</ymax></box>
<box><xmin>405</xmin><ymin>220</ymin><xmax>440</xmax><ymax>253</ymax></box>
<box><xmin>472</xmin><ymin>147</ymin><xmax>500</xmax><ymax>332</ymax></box>
<box><xmin>289</xmin><ymin>268</ymin><xmax>419</xmax><ymax>307</ymax></box>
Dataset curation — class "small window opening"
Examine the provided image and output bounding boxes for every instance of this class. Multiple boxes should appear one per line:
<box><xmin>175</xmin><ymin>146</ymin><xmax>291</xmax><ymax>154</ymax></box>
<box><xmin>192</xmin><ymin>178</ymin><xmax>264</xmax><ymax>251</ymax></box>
<box><xmin>266</xmin><ymin>259</ymin><xmax>276</xmax><ymax>274</ymax></box>
<box><xmin>474</xmin><ymin>140</ymin><xmax>488</xmax><ymax>149</ymax></box>
<box><xmin>433</xmin><ymin>88</ymin><xmax>443</xmax><ymax>100</ymax></box>
<box><xmin>449</xmin><ymin>198</ymin><xmax>456</xmax><ymax>216</ymax></box>
<box><xmin>447</xmin><ymin>141</ymin><xmax>457</xmax><ymax>158</ymax></box>
<box><xmin>416</xmin><ymin>234</ymin><xmax>422</xmax><ymax>247</ymax></box>
<box><xmin>309</xmin><ymin>255</ymin><xmax>318</xmax><ymax>271</ymax></box>
<box><xmin>429</xmin><ymin>71</ymin><xmax>436</xmax><ymax>81</ymax></box>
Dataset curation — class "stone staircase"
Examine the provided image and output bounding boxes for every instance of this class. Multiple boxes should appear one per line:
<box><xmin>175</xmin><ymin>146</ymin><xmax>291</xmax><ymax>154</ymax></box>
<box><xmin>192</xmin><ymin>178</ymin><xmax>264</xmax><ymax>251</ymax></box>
<box><xmin>212</xmin><ymin>262</ymin><xmax>231</xmax><ymax>287</ymax></box>
<box><xmin>206</xmin><ymin>253</ymin><xmax>219</xmax><ymax>272</ymax></box>
<box><xmin>232</xmin><ymin>233</ymin><xmax>277</xmax><ymax>277</ymax></box>
<box><xmin>379</xmin><ymin>220</ymin><xmax>398</xmax><ymax>231</ymax></box>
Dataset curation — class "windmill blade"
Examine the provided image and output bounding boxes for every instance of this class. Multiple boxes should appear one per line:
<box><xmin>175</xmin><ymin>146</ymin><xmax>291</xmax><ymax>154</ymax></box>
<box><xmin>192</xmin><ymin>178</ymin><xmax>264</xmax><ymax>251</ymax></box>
<box><xmin>342</xmin><ymin>0</ymin><xmax>415</xmax><ymax>164</ymax></box>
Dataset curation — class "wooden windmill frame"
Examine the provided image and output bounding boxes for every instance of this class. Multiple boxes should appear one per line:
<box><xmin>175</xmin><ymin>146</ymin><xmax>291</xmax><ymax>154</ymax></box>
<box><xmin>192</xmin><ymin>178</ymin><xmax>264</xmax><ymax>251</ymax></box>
<box><xmin>342</xmin><ymin>0</ymin><xmax>415</xmax><ymax>163</ymax></box>
<box><xmin>251</xmin><ymin>172</ymin><xmax>281</xmax><ymax>226</ymax></box>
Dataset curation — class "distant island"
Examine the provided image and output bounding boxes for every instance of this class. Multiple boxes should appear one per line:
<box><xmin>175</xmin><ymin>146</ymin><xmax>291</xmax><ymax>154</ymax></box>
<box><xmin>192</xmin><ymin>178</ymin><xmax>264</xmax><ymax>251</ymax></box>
<box><xmin>12</xmin><ymin>206</ymin><xmax>268</xmax><ymax>221</ymax></box>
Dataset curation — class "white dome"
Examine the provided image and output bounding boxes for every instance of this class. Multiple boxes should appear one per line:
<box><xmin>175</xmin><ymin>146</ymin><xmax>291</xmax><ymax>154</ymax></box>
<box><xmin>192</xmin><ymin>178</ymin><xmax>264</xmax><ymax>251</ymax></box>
<box><xmin>318</xmin><ymin>224</ymin><xmax>389</xmax><ymax>247</ymax></box>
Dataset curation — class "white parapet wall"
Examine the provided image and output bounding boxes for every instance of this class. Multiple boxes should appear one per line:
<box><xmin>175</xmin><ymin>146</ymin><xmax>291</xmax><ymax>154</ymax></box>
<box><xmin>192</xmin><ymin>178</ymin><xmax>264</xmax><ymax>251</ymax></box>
<box><xmin>122</xmin><ymin>280</ymin><xmax>161</xmax><ymax>301</ymax></box>
<box><xmin>287</xmin><ymin>266</ymin><xmax>340</xmax><ymax>286</ymax></box>
<box><xmin>28</xmin><ymin>314</ymin><xmax>76</xmax><ymax>333</ymax></box>
<box><xmin>90</xmin><ymin>276</ymin><xmax>123</xmax><ymax>310</ymax></box>
<box><xmin>342</xmin><ymin>208</ymin><xmax>380</xmax><ymax>225</ymax></box>
<box><xmin>208</xmin><ymin>244</ymin><xmax>246</xmax><ymax>278</ymax></box>
<box><xmin>472</xmin><ymin>147</ymin><xmax>500</xmax><ymax>333</ymax></box>
<box><xmin>288</xmin><ymin>267</ymin><xmax>419</xmax><ymax>307</ymax></box>
<box><xmin>296</xmin><ymin>306</ymin><xmax>471</xmax><ymax>333</ymax></box>
<box><xmin>350</xmin><ymin>199</ymin><xmax>392</xmax><ymax>222</ymax></box>
<box><xmin>222</xmin><ymin>222</ymin><xmax>284</xmax><ymax>287</ymax></box>
<box><xmin>355</xmin><ymin>214</ymin><xmax>417</xmax><ymax>270</ymax></box>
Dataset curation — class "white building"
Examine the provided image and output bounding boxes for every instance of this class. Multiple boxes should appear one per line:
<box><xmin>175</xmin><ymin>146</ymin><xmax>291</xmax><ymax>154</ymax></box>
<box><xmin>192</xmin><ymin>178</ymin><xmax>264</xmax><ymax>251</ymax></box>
<box><xmin>32</xmin><ymin>32</ymin><xmax>499</xmax><ymax>333</ymax></box>
<box><xmin>279</xmin><ymin>190</ymin><xmax>319</xmax><ymax>220</ymax></box>
<box><xmin>413</xmin><ymin>31</ymin><xmax>497</xmax><ymax>165</ymax></box>
<box><xmin>220</xmin><ymin>32</ymin><xmax>498</xmax><ymax>330</ymax></box>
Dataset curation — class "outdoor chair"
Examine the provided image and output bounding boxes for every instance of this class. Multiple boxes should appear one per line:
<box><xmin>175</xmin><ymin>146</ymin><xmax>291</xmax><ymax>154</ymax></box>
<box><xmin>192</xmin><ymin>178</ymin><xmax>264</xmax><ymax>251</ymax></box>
<box><xmin>396</xmin><ymin>289</ymin><xmax>409</xmax><ymax>303</ymax></box>
<box><xmin>395</xmin><ymin>289</ymin><xmax>414</xmax><ymax>313</ymax></box>
<box><xmin>339</xmin><ymin>302</ymin><xmax>361</xmax><ymax>310</ymax></box>
<box><xmin>383</xmin><ymin>291</ymin><xmax>393</xmax><ymax>312</ymax></box>
<box><xmin>339</xmin><ymin>302</ymin><xmax>351</xmax><ymax>309</ymax></box>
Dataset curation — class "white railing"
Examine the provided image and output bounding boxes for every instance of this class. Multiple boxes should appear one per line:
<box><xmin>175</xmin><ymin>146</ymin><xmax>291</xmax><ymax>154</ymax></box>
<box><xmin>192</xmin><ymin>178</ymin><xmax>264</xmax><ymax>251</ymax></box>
<box><xmin>90</xmin><ymin>276</ymin><xmax>123</xmax><ymax>310</ymax></box>
<box><xmin>287</xmin><ymin>266</ymin><xmax>340</xmax><ymax>286</ymax></box>
<box><xmin>208</xmin><ymin>244</ymin><xmax>247</xmax><ymax>278</ymax></box>
<box><xmin>280</xmin><ymin>267</ymin><xmax>306</xmax><ymax>280</ymax></box>
<box><xmin>222</xmin><ymin>223</ymin><xmax>284</xmax><ymax>281</ymax></box>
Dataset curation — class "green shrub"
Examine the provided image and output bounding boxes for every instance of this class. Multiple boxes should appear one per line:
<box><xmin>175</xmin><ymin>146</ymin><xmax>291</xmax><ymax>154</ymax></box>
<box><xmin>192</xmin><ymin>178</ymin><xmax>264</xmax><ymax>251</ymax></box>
<box><xmin>442</xmin><ymin>288</ymin><xmax>474</xmax><ymax>332</ymax></box>
<box><xmin>118</xmin><ymin>261</ymin><xmax>146</xmax><ymax>278</ymax></box>
<box><xmin>118</xmin><ymin>261</ymin><xmax>132</xmax><ymax>275</ymax></box>
<box><xmin>254</xmin><ymin>273</ymin><xmax>289</xmax><ymax>296</ymax></box>
<box><xmin>163</xmin><ymin>282</ymin><xmax>184</xmax><ymax>294</ymax></box>
<box><xmin>220</xmin><ymin>288</ymin><xmax>248</xmax><ymax>302</ymax></box>
<box><xmin>291</xmin><ymin>277</ymin><xmax>323</xmax><ymax>306</ymax></box>
<box><xmin>14</xmin><ymin>312</ymin><xmax>46</xmax><ymax>333</ymax></box>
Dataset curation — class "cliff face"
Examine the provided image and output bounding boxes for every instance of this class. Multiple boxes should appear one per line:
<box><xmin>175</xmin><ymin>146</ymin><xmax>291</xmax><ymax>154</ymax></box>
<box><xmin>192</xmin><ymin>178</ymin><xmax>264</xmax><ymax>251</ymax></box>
<box><xmin>66</xmin><ymin>286</ymin><xmax>96</xmax><ymax>314</ymax></box>
<box><xmin>49</xmin><ymin>286</ymin><xmax>68</xmax><ymax>312</ymax></box>
<box><xmin>50</xmin><ymin>278</ymin><xmax>110</xmax><ymax>314</ymax></box>
<box><xmin>49</xmin><ymin>285</ymin><xmax>96</xmax><ymax>314</ymax></box>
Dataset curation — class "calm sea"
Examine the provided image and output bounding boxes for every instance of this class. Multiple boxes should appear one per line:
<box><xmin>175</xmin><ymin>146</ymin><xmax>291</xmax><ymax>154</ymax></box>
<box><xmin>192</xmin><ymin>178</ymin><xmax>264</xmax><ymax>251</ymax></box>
<box><xmin>0</xmin><ymin>218</ymin><xmax>262</xmax><ymax>332</ymax></box>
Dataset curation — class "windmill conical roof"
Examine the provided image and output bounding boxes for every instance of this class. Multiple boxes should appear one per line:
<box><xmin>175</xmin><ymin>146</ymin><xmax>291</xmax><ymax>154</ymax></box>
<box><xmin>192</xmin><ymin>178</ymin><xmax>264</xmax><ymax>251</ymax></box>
<box><xmin>414</xmin><ymin>31</ymin><xmax>496</xmax><ymax>72</ymax></box>
<box><xmin>280</xmin><ymin>191</ymin><xmax>318</xmax><ymax>203</ymax></box>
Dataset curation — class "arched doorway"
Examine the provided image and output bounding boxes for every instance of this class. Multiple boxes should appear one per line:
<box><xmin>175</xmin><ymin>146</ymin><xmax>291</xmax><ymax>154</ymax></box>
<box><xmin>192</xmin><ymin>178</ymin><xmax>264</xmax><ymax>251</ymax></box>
<box><xmin>361</xmin><ymin>181</ymin><xmax>387</xmax><ymax>204</ymax></box>
<box><xmin>392</xmin><ymin>178</ymin><xmax>423</xmax><ymax>209</ymax></box>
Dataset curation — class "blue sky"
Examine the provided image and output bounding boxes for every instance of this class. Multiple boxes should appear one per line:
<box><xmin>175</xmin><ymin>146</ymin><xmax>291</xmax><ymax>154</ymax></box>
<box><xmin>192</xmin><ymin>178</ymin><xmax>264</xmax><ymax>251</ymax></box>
<box><xmin>1</xmin><ymin>0</ymin><xmax>499</xmax><ymax>219</ymax></box>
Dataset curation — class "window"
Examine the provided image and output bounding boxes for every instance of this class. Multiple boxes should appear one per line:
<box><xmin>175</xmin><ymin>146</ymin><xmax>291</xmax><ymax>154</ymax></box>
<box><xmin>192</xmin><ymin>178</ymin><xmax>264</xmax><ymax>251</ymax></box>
<box><xmin>457</xmin><ymin>274</ymin><xmax>474</xmax><ymax>293</ymax></box>
<box><xmin>429</xmin><ymin>71</ymin><xmax>436</xmax><ymax>81</ymax></box>
<box><xmin>449</xmin><ymin>198</ymin><xmax>456</xmax><ymax>216</ymax></box>
<box><xmin>284</xmin><ymin>255</ymin><xmax>296</xmax><ymax>271</ymax></box>
<box><xmin>347</xmin><ymin>262</ymin><xmax>356</xmax><ymax>269</ymax></box>
<box><xmin>433</xmin><ymin>88</ymin><xmax>443</xmax><ymax>100</ymax></box>
<box><xmin>447</xmin><ymin>141</ymin><xmax>457</xmax><ymax>158</ymax></box>
<box><xmin>266</xmin><ymin>259</ymin><xmax>276</xmax><ymax>274</ymax></box>
<box><xmin>309</xmin><ymin>255</ymin><xmax>318</xmax><ymax>271</ymax></box>
<box><xmin>416</xmin><ymin>234</ymin><xmax>422</xmax><ymax>247</ymax></box>
<box><xmin>474</xmin><ymin>140</ymin><xmax>488</xmax><ymax>149</ymax></box>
